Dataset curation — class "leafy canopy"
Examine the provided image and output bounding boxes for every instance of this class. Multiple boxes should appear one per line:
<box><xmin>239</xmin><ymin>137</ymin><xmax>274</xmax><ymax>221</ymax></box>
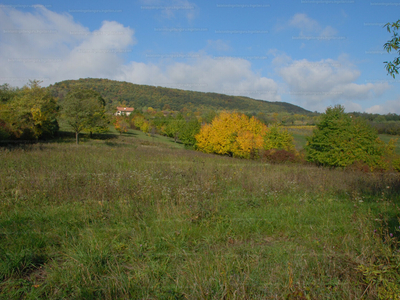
<box><xmin>62</xmin><ymin>89</ymin><xmax>107</xmax><ymax>144</ymax></box>
<box><xmin>384</xmin><ymin>20</ymin><xmax>400</xmax><ymax>78</ymax></box>
<box><xmin>263</xmin><ymin>124</ymin><xmax>295</xmax><ymax>152</ymax></box>
<box><xmin>195</xmin><ymin>111</ymin><xmax>267</xmax><ymax>158</ymax></box>
<box><xmin>305</xmin><ymin>105</ymin><xmax>395</xmax><ymax>168</ymax></box>
<box><xmin>0</xmin><ymin>80</ymin><xmax>58</xmax><ymax>140</ymax></box>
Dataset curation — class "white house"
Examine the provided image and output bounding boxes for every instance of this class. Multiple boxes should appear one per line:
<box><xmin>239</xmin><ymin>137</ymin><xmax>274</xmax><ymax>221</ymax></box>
<box><xmin>115</xmin><ymin>106</ymin><xmax>134</xmax><ymax>116</ymax></box>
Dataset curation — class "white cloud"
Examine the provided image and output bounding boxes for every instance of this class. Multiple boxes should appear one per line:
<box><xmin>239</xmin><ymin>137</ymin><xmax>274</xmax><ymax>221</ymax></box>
<box><xmin>117</xmin><ymin>56</ymin><xmax>280</xmax><ymax>101</ymax></box>
<box><xmin>0</xmin><ymin>6</ymin><xmax>280</xmax><ymax>103</ymax></box>
<box><xmin>289</xmin><ymin>13</ymin><xmax>320</xmax><ymax>33</ymax></box>
<box><xmin>343</xmin><ymin>101</ymin><xmax>362</xmax><ymax>112</ymax></box>
<box><xmin>366</xmin><ymin>99</ymin><xmax>400</xmax><ymax>114</ymax></box>
<box><xmin>206</xmin><ymin>39</ymin><xmax>231</xmax><ymax>52</ymax></box>
<box><xmin>276</xmin><ymin>56</ymin><xmax>390</xmax><ymax>112</ymax></box>
<box><xmin>0</xmin><ymin>6</ymin><xmax>135</xmax><ymax>85</ymax></box>
<box><xmin>140</xmin><ymin>0</ymin><xmax>198</xmax><ymax>22</ymax></box>
<box><xmin>288</xmin><ymin>13</ymin><xmax>338</xmax><ymax>38</ymax></box>
<box><xmin>320</xmin><ymin>26</ymin><xmax>338</xmax><ymax>37</ymax></box>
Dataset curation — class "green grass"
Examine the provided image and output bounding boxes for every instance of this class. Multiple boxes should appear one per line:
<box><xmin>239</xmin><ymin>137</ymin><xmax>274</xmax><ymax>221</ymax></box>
<box><xmin>1</xmin><ymin>134</ymin><xmax>400</xmax><ymax>299</ymax></box>
<box><xmin>57</xmin><ymin>121</ymin><xmax>186</xmax><ymax>150</ymax></box>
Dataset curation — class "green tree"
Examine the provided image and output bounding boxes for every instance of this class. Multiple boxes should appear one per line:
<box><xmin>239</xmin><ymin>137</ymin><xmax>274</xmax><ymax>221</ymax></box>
<box><xmin>140</xmin><ymin>120</ymin><xmax>150</xmax><ymax>134</ymax></box>
<box><xmin>62</xmin><ymin>89</ymin><xmax>106</xmax><ymax>144</ymax></box>
<box><xmin>305</xmin><ymin>105</ymin><xmax>395</xmax><ymax>168</ymax></box>
<box><xmin>165</xmin><ymin>119</ymin><xmax>186</xmax><ymax>142</ymax></box>
<box><xmin>133</xmin><ymin>115</ymin><xmax>145</xmax><ymax>129</ymax></box>
<box><xmin>384</xmin><ymin>20</ymin><xmax>400</xmax><ymax>78</ymax></box>
<box><xmin>0</xmin><ymin>83</ymin><xmax>20</xmax><ymax>103</ymax></box>
<box><xmin>83</xmin><ymin>94</ymin><xmax>108</xmax><ymax>138</ymax></box>
<box><xmin>263</xmin><ymin>125</ymin><xmax>295</xmax><ymax>152</ymax></box>
<box><xmin>0</xmin><ymin>80</ymin><xmax>58</xmax><ymax>140</ymax></box>
<box><xmin>179</xmin><ymin>118</ymin><xmax>201</xmax><ymax>147</ymax></box>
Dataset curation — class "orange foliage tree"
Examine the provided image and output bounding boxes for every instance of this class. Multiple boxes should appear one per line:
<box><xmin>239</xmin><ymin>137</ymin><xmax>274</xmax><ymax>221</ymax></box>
<box><xmin>195</xmin><ymin>111</ymin><xmax>267</xmax><ymax>158</ymax></box>
<box><xmin>114</xmin><ymin>116</ymin><xmax>128</xmax><ymax>134</ymax></box>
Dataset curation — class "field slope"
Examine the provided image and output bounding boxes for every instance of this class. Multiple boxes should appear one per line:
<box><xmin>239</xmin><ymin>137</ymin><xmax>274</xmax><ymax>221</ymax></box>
<box><xmin>1</xmin><ymin>133</ymin><xmax>399</xmax><ymax>299</ymax></box>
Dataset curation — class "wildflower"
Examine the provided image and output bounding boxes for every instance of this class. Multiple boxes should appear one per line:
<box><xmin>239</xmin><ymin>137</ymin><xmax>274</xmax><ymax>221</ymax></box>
<box><xmin>390</xmin><ymin>233</ymin><xmax>393</xmax><ymax>237</ymax></box>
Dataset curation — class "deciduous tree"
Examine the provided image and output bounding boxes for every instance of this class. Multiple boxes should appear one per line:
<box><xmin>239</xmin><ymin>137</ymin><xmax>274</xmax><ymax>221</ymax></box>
<box><xmin>264</xmin><ymin>125</ymin><xmax>295</xmax><ymax>152</ymax></box>
<box><xmin>384</xmin><ymin>20</ymin><xmax>400</xmax><ymax>78</ymax></box>
<box><xmin>114</xmin><ymin>116</ymin><xmax>129</xmax><ymax>134</ymax></box>
<box><xmin>179</xmin><ymin>118</ymin><xmax>201</xmax><ymax>147</ymax></box>
<box><xmin>165</xmin><ymin>119</ymin><xmax>186</xmax><ymax>142</ymax></box>
<box><xmin>305</xmin><ymin>105</ymin><xmax>395</xmax><ymax>169</ymax></box>
<box><xmin>0</xmin><ymin>80</ymin><xmax>58</xmax><ymax>140</ymax></box>
<box><xmin>195</xmin><ymin>111</ymin><xmax>267</xmax><ymax>158</ymax></box>
<box><xmin>62</xmin><ymin>89</ymin><xmax>106</xmax><ymax>144</ymax></box>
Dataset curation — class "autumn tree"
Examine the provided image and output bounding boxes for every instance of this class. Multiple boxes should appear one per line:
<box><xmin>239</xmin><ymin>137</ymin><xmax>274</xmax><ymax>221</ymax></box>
<box><xmin>195</xmin><ymin>111</ymin><xmax>267</xmax><ymax>158</ymax></box>
<box><xmin>0</xmin><ymin>80</ymin><xmax>58</xmax><ymax>140</ymax></box>
<box><xmin>140</xmin><ymin>120</ymin><xmax>150</xmax><ymax>134</ymax></box>
<box><xmin>133</xmin><ymin>115</ymin><xmax>145</xmax><ymax>129</ymax></box>
<box><xmin>62</xmin><ymin>89</ymin><xmax>106</xmax><ymax>144</ymax></box>
<box><xmin>114</xmin><ymin>116</ymin><xmax>129</xmax><ymax>134</ymax></box>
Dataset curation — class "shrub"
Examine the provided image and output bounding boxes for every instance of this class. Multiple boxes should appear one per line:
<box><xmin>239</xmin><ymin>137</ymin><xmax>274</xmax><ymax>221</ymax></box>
<box><xmin>262</xmin><ymin>149</ymin><xmax>300</xmax><ymax>164</ymax></box>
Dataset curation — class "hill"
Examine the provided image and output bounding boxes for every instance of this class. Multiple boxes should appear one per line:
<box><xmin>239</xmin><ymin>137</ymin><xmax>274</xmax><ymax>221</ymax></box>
<box><xmin>48</xmin><ymin>78</ymin><xmax>311</xmax><ymax>115</ymax></box>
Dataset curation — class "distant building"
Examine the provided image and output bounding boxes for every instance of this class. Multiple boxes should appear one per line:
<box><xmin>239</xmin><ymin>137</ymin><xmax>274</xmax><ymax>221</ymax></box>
<box><xmin>115</xmin><ymin>107</ymin><xmax>134</xmax><ymax>116</ymax></box>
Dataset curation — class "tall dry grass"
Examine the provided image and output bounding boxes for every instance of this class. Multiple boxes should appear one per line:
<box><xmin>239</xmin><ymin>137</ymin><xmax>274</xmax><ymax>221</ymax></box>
<box><xmin>0</xmin><ymin>137</ymin><xmax>399</xmax><ymax>299</ymax></box>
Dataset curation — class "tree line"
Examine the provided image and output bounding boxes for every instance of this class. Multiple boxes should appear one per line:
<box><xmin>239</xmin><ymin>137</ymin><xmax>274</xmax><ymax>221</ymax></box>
<box><xmin>1</xmin><ymin>81</ymin><xmax>399</xmax><ymax>172</ymax></box>
<box><xmin>0</xmin><ymin>81</ymin><xmax>108</xmax><ymax>144</ymax></box>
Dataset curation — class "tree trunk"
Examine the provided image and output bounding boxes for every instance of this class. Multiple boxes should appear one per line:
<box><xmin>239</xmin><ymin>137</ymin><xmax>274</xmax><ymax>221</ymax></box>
<box><xmin>76</xmin><ymin>132</ymin><xmax>79</xmax><ymax>144</ymax></box>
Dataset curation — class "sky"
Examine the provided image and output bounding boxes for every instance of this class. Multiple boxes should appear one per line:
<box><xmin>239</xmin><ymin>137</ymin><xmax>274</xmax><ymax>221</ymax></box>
<box><xmin>1</xmin><ymin>0</ymin><xmax>400</xmax><ymax>114</ymax></box>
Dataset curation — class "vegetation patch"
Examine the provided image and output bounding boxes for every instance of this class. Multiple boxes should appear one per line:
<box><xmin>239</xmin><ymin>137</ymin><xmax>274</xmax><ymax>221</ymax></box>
<box><xmin>0</xmin><ymin>136</ymin><xmax>399</xmax><ymax>298</ymax></box>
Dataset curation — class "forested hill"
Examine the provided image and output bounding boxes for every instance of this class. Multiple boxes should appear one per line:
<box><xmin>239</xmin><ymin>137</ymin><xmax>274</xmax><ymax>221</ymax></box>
<box><xmin>48</xmin><ymin>78</ymin><xmax>311</xmax><ymax>115</ymax></box>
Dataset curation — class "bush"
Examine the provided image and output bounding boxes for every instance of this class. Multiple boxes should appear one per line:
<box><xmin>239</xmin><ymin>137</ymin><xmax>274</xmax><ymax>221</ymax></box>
<box><xmin>262</xmin><ymin>149</ymin><xmax>300</xmax><ymax>164</ymax></box>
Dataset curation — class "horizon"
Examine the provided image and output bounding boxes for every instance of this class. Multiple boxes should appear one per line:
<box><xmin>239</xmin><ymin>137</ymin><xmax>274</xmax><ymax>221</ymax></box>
<box><xmin>1</xmin><ymin>1</ymin><xmax>400</xmax><ymax>114</ymax></box>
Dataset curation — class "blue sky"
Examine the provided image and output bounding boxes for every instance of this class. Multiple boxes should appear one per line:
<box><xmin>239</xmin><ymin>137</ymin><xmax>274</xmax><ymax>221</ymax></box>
<box><xmin>1</xmin><ymin>0</ymin><xmax>400</xmax><ymax>113</ymax></box>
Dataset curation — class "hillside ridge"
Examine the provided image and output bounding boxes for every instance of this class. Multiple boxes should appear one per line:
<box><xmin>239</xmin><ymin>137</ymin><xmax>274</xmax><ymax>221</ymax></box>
<box><xmin>48</xmin><ymin>78</ymin><xmax>312</xmax><ymax>115</ymax></box>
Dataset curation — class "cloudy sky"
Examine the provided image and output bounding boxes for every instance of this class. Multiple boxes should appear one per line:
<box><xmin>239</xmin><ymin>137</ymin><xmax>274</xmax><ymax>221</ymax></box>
<box><xmin>1</xmin><ymin>0</ymin><xmax>400</xmax><ymax>113</ymax></box>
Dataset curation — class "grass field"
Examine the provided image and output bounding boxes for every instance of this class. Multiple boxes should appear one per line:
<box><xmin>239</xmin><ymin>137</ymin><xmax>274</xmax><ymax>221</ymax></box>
<box><xmin>1</xmin><ymin>132</ymin><xmax>400</xmax><ymax>299</ymax></box>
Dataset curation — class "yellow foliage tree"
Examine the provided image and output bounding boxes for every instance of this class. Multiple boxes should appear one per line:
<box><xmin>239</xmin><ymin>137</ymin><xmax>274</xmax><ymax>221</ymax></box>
<box><xmin>140</xmin><ymin>120</ymin><xmax>150</xmax><ymax>134</ymax></box>
<box><xmin>195</xmin><ymin>111</ymin><xmax>267</xmax><ymax>158</ymax></box>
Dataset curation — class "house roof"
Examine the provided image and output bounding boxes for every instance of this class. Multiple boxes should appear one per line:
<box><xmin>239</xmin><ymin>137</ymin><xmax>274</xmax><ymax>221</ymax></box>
<box><xmin>116</xmin><ymin>107</ymin><xmax>134</xmax><ymax>112</ymax></box>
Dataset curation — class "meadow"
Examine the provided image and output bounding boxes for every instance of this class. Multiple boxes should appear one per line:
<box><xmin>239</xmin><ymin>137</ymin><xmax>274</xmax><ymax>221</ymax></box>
<box><xmin>1</xmin><ymin>131</ymin><xmax>400</xmax><ymax>299</ymax></box>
